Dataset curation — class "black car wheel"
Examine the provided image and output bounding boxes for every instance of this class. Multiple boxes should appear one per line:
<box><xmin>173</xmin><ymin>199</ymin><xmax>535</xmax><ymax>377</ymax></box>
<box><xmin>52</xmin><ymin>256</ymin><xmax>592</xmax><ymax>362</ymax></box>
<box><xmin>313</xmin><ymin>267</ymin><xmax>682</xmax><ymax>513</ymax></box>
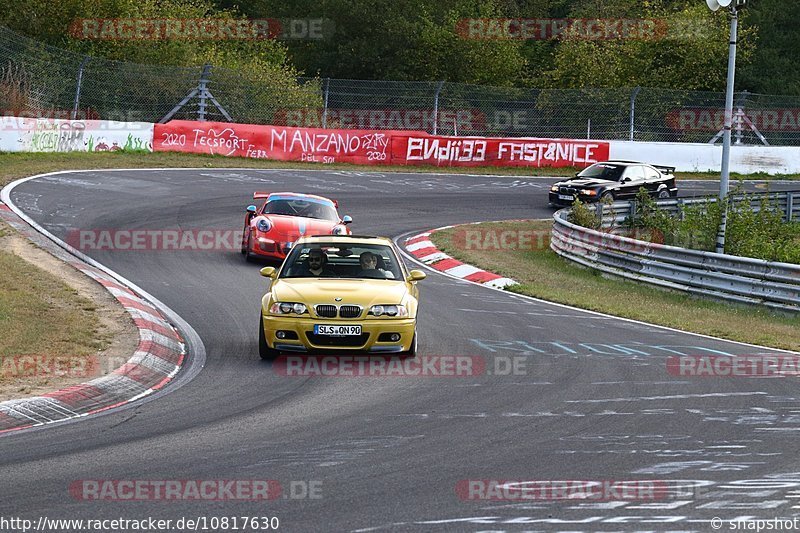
<box><xmin>244</xmin><ymin>233</ymin><xmax>255</xmax><ymax>262</ymax></box>
<box><xmin>259</xmin><ymin>315</ymin><xmax>280</xmax><ymax>360</ymax></box>
<box><xmin>657</xmin><ymin>188</ymin><xmax>671</xmax><ymax>199</ymax></box>
<box><xmin>600</xmin><ymin>191</ymin><xmax>615</xmax><ymax>202</ymax></box>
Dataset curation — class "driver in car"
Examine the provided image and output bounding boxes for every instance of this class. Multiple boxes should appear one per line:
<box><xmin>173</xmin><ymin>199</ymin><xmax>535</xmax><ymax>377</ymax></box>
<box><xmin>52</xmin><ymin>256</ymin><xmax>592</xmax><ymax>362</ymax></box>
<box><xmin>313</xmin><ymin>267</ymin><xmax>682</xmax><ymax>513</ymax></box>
<box><xmin>301</xmin><ymin>248</ymin><xmax>335</xmax><ymax>277</ymax></box>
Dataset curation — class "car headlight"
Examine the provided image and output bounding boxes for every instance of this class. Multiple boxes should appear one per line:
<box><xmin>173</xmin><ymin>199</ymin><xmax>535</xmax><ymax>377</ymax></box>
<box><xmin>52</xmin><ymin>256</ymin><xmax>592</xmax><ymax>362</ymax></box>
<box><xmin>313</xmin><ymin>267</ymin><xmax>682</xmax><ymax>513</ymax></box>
<box><xmin>369</xmin><ymin>304</ymin><xmax>408</xmax><ymax>317</ymax></box>
<box><xmin>581</xmin><ymin>190</ymin><xmax>597</xmax><ymax>196</ymax></box>
<box><xmin>269</xmin><ymin>302</ymin><xmax>308</xmax><ymax>315</ymax></box>
<box><xmin>256</xmin><ymin>218</ymin><xmax>272</xmax><ymax>233</ymax></box>
<box><xmin>550</xmin><ymin>185</ymin><xmax>559</xmax><ymax>192</ymax></box>
<box><xmin>331</xmin><ymin>225</ymin><xmax>347</xmax><ymax>235</ymax></box>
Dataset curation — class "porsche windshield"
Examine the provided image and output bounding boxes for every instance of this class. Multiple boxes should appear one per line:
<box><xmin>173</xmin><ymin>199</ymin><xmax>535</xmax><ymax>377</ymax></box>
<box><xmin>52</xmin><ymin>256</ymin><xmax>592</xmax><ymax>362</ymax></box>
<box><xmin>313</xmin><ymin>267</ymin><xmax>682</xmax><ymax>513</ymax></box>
<box><xmin>280</xmin><ymin>243</ymin><xmax>404</xmax><ymax>280</ymax></box>
<box><xmin>263</xmin><ymin>199</ymin><xmax>338</xmax><ymax>221</ymax></box>
<box><xmin>576</xmin><ymin>164</ymin><xmax>624</xmax><ymax>182</ymax></box>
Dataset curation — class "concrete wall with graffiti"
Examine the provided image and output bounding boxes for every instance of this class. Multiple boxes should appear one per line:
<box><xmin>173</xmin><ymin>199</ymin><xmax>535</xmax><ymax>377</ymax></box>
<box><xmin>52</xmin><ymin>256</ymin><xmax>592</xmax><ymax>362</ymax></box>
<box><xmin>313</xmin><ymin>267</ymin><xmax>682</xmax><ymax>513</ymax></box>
<box><xmin>151</xmin><ymin>120</ymin><xmax>800</xmax><ymax>173</ymax></box>
<box><xmin>0</xmin><ymin>117</ymin><xmax>153</xmax><ymax>153</ymax></box>
<box><xmin>3</xmin><ymin>116</ymin><xmax>800</xmax><ymax>174</ymax></box>
<box><xmin>608</xmin><ymin>140</ymin><xmax>800</xmax><ymax>175</ymax></box>
<box><xmin>152</xmin><ymin>120</ymin><xmax>608</xmax><ymax>169</ymax></box>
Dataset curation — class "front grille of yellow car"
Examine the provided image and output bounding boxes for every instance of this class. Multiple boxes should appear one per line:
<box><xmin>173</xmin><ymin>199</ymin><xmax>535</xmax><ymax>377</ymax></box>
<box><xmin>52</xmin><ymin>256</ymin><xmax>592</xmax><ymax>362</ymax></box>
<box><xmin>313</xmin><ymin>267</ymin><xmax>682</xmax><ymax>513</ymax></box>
<box><xmin>339</xmin><ymin>305</ymin><xmax>362</xmax><ymax>318</ymax></box>
<box><xmin>315</xmin><ymin>305</ymin><xmax>337</xmax><ymax>318</ymax></box>
<box><xmin>313</xmin><ymin>304</ymin><xmax>363</xmax><ymax>318</ymax></box>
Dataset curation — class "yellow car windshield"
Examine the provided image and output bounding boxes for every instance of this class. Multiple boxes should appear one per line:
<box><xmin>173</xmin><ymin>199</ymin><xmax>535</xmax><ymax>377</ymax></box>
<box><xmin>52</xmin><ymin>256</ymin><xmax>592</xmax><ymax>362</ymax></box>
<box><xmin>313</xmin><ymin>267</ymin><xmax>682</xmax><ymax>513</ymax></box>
<box><xmin>281</xmin><ymin>244</ymin><xmax>402</xmax><ymax>280</ymax></box>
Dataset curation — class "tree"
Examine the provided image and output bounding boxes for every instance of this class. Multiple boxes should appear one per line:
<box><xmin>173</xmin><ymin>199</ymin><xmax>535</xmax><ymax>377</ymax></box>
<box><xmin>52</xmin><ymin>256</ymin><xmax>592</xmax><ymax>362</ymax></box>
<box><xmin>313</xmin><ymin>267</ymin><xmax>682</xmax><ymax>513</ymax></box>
<box><xmin>0</xmin><ymin>0</ymin><xmax>320</xmax><ymax>123</ymax></box>
<box><xmin>542</xmin><ymin>0</ymin><xmax>754</xmax><ymax>91</ymax></box>
<box><xmin>242</xmin><ymin>0</ymin><xmax>529</xmax><ymax>84</ymax></box>
<box><xmin>738</xmin><ymin>0</ymin><xmax>800</xmax><ymax>95</ymax></box>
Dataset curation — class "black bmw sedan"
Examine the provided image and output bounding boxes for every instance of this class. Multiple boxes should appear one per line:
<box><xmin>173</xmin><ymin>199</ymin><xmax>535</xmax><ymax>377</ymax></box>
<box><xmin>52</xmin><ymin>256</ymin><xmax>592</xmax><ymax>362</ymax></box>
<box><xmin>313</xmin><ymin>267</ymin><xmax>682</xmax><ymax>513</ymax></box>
<box><xmin>549</xmin><ymin>160</ymin><xmax>678</xmax><ymax>206</ymax></box>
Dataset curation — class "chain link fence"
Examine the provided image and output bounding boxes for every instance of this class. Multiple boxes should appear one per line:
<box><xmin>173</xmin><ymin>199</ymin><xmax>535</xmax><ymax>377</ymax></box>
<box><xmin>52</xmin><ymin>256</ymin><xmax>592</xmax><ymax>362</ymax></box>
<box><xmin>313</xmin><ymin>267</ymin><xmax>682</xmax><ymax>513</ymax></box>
<box><xmin>3</xmin><ymin>25</ymin><xmax>800</xmax><ymax>145</ymax></box>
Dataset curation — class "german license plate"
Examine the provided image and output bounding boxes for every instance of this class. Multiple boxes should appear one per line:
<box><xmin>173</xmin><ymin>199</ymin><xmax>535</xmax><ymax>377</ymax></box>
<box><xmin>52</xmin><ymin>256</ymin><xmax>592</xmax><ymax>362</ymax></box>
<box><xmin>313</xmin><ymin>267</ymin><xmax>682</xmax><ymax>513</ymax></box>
<box><xmin>558</xmin><ymin>194</ymin><xmax>574</xmax><ymax>201</ymax></box>
<box><xmin>314</xmin><ymin>324</ymin><xmax>362</xmax><ymax>336</ymax></box>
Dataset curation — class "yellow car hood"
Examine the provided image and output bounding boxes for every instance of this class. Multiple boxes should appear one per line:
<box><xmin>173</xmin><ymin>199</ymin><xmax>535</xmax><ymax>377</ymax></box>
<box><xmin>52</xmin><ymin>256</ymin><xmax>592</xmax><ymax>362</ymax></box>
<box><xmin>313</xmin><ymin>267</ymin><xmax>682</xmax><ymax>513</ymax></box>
<box><xmin>271</xmin><ymin>278</ymin><xmax>410</xmax><ymax>307</ymax></box>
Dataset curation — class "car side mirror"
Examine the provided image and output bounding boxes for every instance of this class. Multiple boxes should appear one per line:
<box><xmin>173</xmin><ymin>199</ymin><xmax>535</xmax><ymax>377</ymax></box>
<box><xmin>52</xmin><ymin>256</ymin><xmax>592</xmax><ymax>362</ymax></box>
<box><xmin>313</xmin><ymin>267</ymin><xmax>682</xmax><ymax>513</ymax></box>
<box><xmin>247</xmin><ymin>205</ymin><xmax>257</xmax><ymax>213</ymax></box>
<box><xmin>260</xmin><ymin>266</ymin><xmax>276</xmax><ymax>278</ymax></box>
<box><xmin>621</xmin><ymin>177</ymin><xmax>631</xmax><ymax>183</ymax></box>
<box><xmin>406</xmin><ymin>269</ymin><xmax>426</xmax><ymax>282</ymax></box>
<box><xmin>342</xmin><ymin>215</ymin><xmax>353</xmax><ymax>225</ymax></box>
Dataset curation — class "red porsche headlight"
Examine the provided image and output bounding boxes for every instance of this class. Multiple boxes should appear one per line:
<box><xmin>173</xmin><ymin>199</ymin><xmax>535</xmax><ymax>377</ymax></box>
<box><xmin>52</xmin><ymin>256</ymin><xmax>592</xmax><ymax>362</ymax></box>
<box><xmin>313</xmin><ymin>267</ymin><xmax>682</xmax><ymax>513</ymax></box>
<box><xmin>256</xmin><ymin>218</ymin><xmax>272</xmax><ymax>232</ymax></box>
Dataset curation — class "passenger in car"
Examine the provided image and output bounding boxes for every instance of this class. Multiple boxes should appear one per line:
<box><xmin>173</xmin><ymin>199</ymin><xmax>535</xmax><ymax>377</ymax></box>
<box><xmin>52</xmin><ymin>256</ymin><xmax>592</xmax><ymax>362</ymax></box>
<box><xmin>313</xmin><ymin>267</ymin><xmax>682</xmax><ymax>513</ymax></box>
<box><xmin>357</xmin><ymin>251</ymin><xmax>393</xmax><ymax>278</ymax></box>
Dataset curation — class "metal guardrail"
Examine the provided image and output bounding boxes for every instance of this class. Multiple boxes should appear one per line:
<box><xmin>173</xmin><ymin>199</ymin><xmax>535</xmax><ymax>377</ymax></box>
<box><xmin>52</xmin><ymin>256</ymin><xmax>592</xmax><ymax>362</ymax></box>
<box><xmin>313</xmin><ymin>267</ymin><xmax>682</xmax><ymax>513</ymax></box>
<box><xmin>550</xmin><ymin>191</ymin><xmax>800</xmax><ymax>312</ymax></box>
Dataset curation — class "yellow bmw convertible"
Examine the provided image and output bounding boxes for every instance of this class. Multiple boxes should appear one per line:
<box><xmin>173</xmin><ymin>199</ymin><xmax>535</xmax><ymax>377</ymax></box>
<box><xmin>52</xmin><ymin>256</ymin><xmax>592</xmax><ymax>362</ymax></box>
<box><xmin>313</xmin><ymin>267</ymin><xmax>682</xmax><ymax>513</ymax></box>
<box><xmin>258</xmin><ymin>235</ymin><xmax>426</xmax><ymax>359</ymax></box>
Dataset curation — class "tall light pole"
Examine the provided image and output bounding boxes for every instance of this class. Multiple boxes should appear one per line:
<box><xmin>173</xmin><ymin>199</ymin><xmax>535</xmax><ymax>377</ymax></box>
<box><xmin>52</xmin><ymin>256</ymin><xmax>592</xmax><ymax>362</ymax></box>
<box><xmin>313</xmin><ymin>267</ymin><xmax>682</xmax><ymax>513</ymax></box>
<box><xmin>706</xmin><ymin>0</ymin><xmax>744</xmax><ymax>254</ymax></box>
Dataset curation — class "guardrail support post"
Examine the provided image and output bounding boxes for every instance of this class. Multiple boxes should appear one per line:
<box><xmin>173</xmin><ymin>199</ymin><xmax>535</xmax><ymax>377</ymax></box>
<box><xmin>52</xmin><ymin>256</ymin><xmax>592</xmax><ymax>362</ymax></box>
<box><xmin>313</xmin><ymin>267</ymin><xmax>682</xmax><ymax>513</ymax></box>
<box><xmin>71</xmin><ymin>56</ymin><xmax>90</xmax><ymax>120</ymax></box>
<box><xmin>322</xmin><ymin>78</ymin><xmax>331</xmax><ymax>129</ymax></box>
<box><xmin>197</xmin><ymin>64</ymin><xmax>211</xmax><ymax>121</ymax></box>
<box><xmin>160</xmin><ymin>64</ymin><xmax>232</xmax><ymax>123</ymax></box>
<box><xmin>629</xmin><ymin>86</ymin><xmax>641</xmax><ymax>142</ymax></box>
<box><xmin>787</xmin><ymin>191</ymin><xmax>794</xmax><ymax>222</ymax></box>
<box><xmin>432</xmin><ymin>81</ymin><xmax>444</xmax><ymax>135</ymax></box>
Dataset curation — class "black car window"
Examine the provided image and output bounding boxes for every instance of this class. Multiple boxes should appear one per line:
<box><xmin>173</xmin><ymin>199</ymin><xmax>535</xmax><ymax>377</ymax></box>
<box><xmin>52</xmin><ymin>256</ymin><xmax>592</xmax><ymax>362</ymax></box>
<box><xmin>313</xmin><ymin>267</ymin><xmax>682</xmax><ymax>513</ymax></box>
<box><xmin>644</xmin><ymin>166</ymin><xmax>660</xmax><ymax>180</ymax></box>
<box><xmin>576</xmin><ymin>164</ymin><xmax>624</xmax><ymax>182</ymax></box>
<box><xmin>622</xmin><ymin>166</ymin><xmax>645</xmax><ymax>181</ymax></box>
<box><xmin>263</xmin><ymin>199</ymin><xmax>338</xmax><ymax>221</ymax></box>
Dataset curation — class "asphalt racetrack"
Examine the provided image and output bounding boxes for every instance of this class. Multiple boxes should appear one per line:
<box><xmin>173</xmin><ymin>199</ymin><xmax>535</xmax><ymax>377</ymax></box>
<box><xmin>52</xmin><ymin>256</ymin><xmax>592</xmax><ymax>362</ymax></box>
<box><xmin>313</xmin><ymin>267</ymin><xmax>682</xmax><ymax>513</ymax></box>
<box><xmin>3</xmin><ymin>169</ymin><xmax>800</xmax><ymax>532</ymax></box>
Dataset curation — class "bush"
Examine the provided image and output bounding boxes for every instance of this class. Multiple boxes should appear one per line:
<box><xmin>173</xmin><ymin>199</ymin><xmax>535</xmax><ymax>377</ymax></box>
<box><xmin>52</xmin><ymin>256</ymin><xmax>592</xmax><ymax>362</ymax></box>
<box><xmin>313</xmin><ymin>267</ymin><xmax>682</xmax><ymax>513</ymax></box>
<box><xmin>621</xmin><ymin>187</ymin><xmax>800</xmax><ymax>263</ymax></box>
<box><xmin>567</xmin><ymin>197</ymin><xmax>602</xmax><ymax>230</ymax></box>
<box><xmin>0</xmin><ymin>61</ymin><xmax>32</xmax><ymax>112</ymax></box>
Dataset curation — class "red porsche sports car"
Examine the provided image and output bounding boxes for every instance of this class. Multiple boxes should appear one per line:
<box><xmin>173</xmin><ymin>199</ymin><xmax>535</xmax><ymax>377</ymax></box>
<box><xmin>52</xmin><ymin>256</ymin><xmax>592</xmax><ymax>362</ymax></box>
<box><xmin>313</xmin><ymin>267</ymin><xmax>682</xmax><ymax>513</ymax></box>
<box><xmin>241</xmin><ymin>192</ymin><xmax>353</xmax><ymax>261</ymax></box>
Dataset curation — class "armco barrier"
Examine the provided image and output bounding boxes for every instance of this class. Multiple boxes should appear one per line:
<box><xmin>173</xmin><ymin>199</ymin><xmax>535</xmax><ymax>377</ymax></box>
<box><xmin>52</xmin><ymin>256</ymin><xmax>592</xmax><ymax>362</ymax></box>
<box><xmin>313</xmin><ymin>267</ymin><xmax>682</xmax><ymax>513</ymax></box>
<box><xmin>5</xmin><ymin>114</ymin><xmax>800</xmax><ymax>173</ymax></box>
<box><xmin>607</xmin><ymin>140</ymin><xmax>800</xmax><ymax>174</ymax></box>
<box><xmin>152</xmin><ymin>120</ymin><xmax>610</xmax><ymax>168</ymax></box>
<box><xmin>152</xmin><ymin>121</ymin><xmax>423</xmax><ymax>165</ymax></box>
<box><xmin>391</xmin><ymin>135</ymin><xmax>609</xmax><ymax>167</ymax></box>
<box><xmin>550</xmin><ymin>192</ymin><xmax>800</xmax><ymax>313</ymax></box>
<box><xmin>0</xmin><ymin>117</ymin><xmax>153</xmax><ymax>152</ymax></box>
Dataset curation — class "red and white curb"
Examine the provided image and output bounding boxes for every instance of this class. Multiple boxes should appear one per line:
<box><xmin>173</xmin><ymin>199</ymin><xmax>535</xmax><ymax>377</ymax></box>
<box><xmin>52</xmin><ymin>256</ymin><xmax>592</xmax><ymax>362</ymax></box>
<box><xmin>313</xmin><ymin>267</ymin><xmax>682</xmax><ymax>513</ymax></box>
<box><xmin>0</xmin><ymin>196</ymin><xmax>188</xmax><ymax>435</ymax></box>
<box><xmin>403</xmin><ymin>227</ymin><xmax>517</xmax><ymax>289</ymax></box>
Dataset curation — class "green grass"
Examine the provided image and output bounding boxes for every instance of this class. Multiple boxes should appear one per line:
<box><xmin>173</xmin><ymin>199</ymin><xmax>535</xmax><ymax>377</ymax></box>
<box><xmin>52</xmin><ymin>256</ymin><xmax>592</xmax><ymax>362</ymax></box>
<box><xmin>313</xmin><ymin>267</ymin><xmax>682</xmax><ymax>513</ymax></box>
<box><xmin>0</xmin><ymin>251</ymin><xmax>108</xmax><ymax>376</ymax></box>
<box><xmin>431</xmin><ymin>220</ymin><xmax>800</xmax><ymax>352</ymax></box>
